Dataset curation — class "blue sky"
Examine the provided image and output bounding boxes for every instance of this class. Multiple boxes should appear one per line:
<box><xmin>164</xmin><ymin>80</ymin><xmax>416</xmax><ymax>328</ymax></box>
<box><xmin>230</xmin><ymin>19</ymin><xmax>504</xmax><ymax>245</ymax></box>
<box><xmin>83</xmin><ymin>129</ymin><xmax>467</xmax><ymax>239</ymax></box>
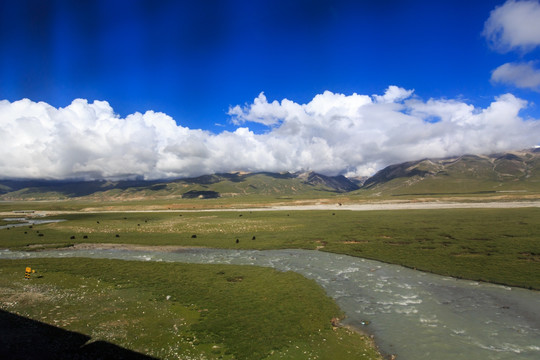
<box><xmin>1</xmin><ymin>0</ymin><xmax>540</xmax><ymax>180</ymax></box>
<box><xmin>2</xmin><ymin>0</ymin><xmax>537</xmax><ymax>129</ymax></box>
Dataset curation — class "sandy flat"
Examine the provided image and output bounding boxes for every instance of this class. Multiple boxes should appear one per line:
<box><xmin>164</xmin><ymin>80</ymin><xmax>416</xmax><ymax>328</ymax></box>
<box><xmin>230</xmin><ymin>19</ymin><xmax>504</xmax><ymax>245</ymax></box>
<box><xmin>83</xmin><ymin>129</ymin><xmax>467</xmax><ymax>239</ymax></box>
<box><xmin>2</xmin><ymin>200</ymin><xmax>540</xmax><ymax>218</ymax></box>
<box><xmin>266</xmin><ymin>200</ymin><xmax>540</xmax><ymax>211</ymax></box>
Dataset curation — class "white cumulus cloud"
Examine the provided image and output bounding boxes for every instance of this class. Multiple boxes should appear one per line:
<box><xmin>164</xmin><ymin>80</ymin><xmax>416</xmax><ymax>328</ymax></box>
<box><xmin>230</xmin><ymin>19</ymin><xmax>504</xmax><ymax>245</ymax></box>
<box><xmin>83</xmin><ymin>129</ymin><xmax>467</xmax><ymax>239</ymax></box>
<box><xmin>483</xmin><ymin>0</ymin><xmax>540</xmax><ymax>53</ymax></box>
<box><xmin>491</xmin><ymin>61</ymin><xmax>540</xmax><ymax>90</ymax></box>
<box><xmin>1</xmin><ymin>88</ymin><xmax>539</xmax><ymax>180</ymax></box>
<box><xmin>373</xmin><ymin>85</ymin><xmax>414</xmax><ymax>104</ymax></box>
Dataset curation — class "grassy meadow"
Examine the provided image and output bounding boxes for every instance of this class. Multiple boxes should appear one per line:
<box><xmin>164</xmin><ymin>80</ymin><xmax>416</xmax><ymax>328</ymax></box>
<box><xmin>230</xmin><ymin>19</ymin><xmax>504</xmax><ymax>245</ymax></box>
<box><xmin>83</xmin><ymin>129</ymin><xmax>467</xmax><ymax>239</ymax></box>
<box><xmin>1</xmin><ymin>203</ymin><xmax>540</xmax><ymax>359</ymax></box>
<box><xmin>0</xmin><ymin>258</ymin><xmax>380</xmax><ymax>360</ymax></box>
<box><xmin>2</xmin><ymin>207</ymin><xmax>539</xmax><ymax>289</ymax></box>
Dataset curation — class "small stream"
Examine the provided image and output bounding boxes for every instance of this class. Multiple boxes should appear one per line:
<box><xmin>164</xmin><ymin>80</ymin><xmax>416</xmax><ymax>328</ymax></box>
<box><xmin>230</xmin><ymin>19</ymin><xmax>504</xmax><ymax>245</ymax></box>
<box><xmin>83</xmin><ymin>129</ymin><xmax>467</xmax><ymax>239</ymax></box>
<box><xmin>0</xmin><ymin>218</ymin><xmax>65</xmax><ymax>229</ymax></box>
<box><xmin>1</xmin><ymin>248</ymin><xmax>538</xmax><ymax>360</ymax></box>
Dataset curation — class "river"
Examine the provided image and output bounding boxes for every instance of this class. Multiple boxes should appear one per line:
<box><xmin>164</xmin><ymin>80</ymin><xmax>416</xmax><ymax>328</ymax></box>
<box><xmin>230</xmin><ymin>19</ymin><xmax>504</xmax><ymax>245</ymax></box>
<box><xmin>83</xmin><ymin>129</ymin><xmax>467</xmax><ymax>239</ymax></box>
<box><xmin>1</xmin><ymin>247</ymin><xmax>538</xmax><ymax>360</ymax></box>
<box><xmin>0</xmin><ymin>218</ymin><xmax>65</xmax><ymax>229</ymax></box>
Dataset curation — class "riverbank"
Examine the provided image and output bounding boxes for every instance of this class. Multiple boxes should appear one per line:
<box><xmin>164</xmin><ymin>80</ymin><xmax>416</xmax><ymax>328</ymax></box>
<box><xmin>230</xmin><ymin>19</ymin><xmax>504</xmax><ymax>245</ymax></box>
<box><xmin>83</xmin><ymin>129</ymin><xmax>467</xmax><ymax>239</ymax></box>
<box><xmin>0</xmin><ymin>254</ymin><xmax>383</xmax><ymax>360</ymax></box>
<box><xmin>59</xmin><ymin>242</ymin><xmax>202</xmax><ymax>253</ymax></box>
<box><xmin>3</xmin><ymin>248</ymin><xmax>538</xmax><ymax>360</ymax></box>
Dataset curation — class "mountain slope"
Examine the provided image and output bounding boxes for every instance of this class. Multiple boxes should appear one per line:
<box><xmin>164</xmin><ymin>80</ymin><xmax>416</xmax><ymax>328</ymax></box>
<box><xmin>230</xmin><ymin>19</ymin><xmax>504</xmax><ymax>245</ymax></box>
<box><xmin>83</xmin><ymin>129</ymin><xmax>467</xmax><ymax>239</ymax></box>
<box><xmin>360</xmin><ymin>148</ymin><xmax>540</xmax><ymax>196</ymax></box>
<box><xmin>0</xmin><ymin>171</ymin><xmax>359</xmax><ymax>200</ymax></box>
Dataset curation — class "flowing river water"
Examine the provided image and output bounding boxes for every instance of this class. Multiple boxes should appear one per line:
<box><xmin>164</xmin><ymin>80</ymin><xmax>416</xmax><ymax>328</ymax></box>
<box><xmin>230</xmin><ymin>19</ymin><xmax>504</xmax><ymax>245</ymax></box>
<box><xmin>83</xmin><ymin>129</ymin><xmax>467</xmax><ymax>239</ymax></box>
<box><xmin>1</xmin><ymin>247</ymin><xmax>538</xmax><ymax>359</ymax></box>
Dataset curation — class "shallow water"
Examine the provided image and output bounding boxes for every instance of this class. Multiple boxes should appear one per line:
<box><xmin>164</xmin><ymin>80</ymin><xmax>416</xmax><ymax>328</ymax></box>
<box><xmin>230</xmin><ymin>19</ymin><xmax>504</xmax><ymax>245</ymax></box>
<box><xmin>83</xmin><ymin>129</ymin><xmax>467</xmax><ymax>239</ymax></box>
<box><xmin>1</xmin><ymin>248</ymin><xmax>538</xmax><ymax>360</ymax></box>
<box><xmin>0</xmin><ymin>218</ymin><xmax>65</xmax><ymax>229</ymax></box>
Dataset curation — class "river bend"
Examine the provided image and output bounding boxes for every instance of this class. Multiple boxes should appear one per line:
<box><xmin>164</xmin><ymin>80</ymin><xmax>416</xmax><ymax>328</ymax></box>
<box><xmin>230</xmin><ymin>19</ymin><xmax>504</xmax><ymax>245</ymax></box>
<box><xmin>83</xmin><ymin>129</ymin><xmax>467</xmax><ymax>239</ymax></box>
<box><xmin>1</xmin><ymin>248</ymin><xmax>538</xmax><ymax>360</ymax></box>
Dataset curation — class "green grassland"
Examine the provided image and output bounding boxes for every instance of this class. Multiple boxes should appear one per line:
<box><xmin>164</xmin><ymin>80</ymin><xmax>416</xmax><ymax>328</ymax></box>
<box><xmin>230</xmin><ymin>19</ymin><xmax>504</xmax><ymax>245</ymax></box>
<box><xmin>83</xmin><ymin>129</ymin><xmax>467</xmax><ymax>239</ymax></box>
<box><xmin>0</xmin><ymin>194</ymin><xmax>339</xmax><ymax>212</ymax></box>
<box><xmin>2</xmin><ymin>208</ymin><xmax>539</xmax><ymax>289</ymax></box>
<box><xmin>1</xmin><ymin>205</ymin><xmax>539</xmax><ymax>359</ymax></box>
<box><xmin>0</xmin><ymin>258</ymin><xmax>380</xmax><ymax>360</ymax></box>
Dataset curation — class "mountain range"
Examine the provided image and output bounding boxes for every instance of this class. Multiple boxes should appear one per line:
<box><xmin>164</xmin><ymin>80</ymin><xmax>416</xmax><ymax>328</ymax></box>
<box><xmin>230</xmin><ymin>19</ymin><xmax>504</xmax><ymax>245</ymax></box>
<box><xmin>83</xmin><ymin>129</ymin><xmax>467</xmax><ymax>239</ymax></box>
<box><xmin>360</xmin><ymin>148</ymin><xmax>540</xmax><ymax>196</ymax></box>
<box><xmin>1</xmin><ymin>148</ymin><xmax>539</xmax><ymax>200</ymax></box>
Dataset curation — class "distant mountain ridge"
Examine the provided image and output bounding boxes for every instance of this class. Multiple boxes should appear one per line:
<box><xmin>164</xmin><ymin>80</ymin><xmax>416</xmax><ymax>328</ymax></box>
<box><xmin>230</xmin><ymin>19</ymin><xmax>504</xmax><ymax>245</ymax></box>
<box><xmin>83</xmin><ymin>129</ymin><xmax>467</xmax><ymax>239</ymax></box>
<box><xmin>0</xmin><ymin>171</ymin><xmax>360</xmax><ymax>200</ymax></box>
<box><xmin>1</xmin><ymin>148</ymin><xmax>539</xmax><ymax>200</ymax></box>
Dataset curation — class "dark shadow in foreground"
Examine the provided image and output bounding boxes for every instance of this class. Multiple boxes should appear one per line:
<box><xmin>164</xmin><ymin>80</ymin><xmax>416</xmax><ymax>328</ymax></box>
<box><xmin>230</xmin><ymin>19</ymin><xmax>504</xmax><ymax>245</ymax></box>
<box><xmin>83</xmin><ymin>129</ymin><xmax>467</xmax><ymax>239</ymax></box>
<box><xmin>0</xmin><ymin>309</ymin><xmax>157</xmax><ymax>360</ymax></box>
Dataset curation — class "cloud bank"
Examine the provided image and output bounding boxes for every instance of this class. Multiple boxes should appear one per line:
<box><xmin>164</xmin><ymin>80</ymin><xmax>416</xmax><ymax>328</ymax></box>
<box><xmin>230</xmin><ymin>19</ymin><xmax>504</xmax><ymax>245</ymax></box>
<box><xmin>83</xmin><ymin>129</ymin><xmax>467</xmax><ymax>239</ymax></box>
<box><xmin>1</xmin><ymin>87</ymin><xmax>539</xmax><ymax>180</ymax></box>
